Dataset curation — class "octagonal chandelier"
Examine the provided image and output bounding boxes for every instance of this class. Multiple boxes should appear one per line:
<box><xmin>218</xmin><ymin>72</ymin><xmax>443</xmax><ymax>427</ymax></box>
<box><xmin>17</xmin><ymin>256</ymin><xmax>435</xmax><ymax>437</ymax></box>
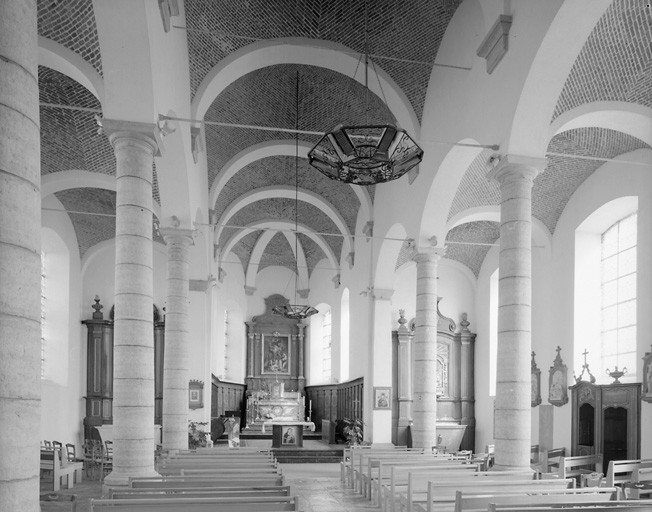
<box><xmin>308</xmin><ymin>2</ymin><xmax>423</xmax><ymax>185</ymax></box>
<box><xmin>272</xmin><ymin>72</ymin><xmax>318</xmax><ymax>321</ymax></box>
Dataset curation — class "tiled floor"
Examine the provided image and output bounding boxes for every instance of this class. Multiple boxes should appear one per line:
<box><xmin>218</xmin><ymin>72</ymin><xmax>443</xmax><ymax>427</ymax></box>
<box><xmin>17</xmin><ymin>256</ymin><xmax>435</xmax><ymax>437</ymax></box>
<box><xmin>40</xmin><ymin>442</ymin><xmax>377</xmax><ymax>512</ymax></box>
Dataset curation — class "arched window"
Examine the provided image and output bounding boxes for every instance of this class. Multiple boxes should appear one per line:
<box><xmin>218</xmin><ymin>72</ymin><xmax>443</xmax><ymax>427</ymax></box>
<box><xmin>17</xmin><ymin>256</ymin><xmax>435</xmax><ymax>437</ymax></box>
<box><xmin>322</xmin><ymin>309</ymin><xmax>332</xmax><ymax>382</ymax></box>
<box><xmin>600</xmin><ymin>213</ymin><xmax>637</xmax><ymax>378</ymax></box>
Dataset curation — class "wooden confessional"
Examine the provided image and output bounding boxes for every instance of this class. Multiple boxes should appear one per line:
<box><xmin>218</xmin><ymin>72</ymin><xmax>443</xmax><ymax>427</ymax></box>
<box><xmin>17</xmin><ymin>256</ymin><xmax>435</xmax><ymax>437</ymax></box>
<box><xmin>569</xmin><ymin>379</ymin><xmax>641</xmax><ymax>470</ymax></box>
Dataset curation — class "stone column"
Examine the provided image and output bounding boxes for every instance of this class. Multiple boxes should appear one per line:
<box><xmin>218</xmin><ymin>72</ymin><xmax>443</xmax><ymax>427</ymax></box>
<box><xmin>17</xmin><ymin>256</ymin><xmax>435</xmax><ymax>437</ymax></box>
<box><xmin>246</xmin><ymin>322</ymin><xmax>254</xmax><ymax>378</ymax></box>
<box><xmin>0</xmin><ymin>2</ymin><xmax>40</xmax><ymax>510</ymax></box>
<box><xmin>102</xmin><ymin>120</ymin><xmax>160</xmax><ymax>485</ymax></box>
<box><xmin>297</xmin><ymin>322</ymin><xmax>305</xmax><ymax>380</ymax></box>
<box><xmin>488</xmin><ymin>155</ymin><xmax>543</xmax><ymax>470</ymax></box>
<box><xmin>459</xmin><ymin>314</ymin><xmax>476</xmax><ymax>451</ymax></box>
<box><xmin>160</xmin><ymin>227</ymin><xmax>193</xmax><ymax>452</ymax></box>
<box><xmin>396</xmin><ymin>311</ymin><xmax>414</xmax><ymax>447</ymax></box>
<box><xmin>411</xmin><ymin>242</ymin><xmax>444</xmax><ymax>449</ymax></box>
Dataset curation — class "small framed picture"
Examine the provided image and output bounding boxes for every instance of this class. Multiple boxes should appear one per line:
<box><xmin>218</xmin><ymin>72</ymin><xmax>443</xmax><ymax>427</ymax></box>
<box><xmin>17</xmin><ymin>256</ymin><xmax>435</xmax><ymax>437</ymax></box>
<box><xmin>189</xmin><ymin>380</ymin><xmax>204</xmax><ymax>409</ymax></box>
<box><xmin>281</xmin><ymin>426</ymin><xmax>297</xmax><ymax>445</ymax></box>
<box><xmin>373</xmin><ymin>387</ymin><xmax>391</xmax><ymax>410</ymax></box>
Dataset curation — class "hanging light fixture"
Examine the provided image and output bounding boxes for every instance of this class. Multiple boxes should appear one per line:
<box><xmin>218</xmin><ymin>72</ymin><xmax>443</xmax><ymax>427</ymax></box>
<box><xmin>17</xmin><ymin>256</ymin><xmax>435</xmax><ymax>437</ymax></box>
<box><xmin>307</xmin><ymin>2</ymin><xmax>423</xmax><ymax>185</ymax></box>
<box><xmin>273</xmin><ymin>71</ymin><xmax>318</xmax><ymax>321</ymax></box>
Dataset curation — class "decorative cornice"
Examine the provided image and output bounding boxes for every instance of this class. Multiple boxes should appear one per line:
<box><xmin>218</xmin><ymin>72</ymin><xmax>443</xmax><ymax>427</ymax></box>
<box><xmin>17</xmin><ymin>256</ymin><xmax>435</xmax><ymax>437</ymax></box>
<box><xmin>477</xmin><ymin>15</ymin><xmax>512</xmax><ymax>74</ymax></box>
<box><xmin>487</xmin><ymin>154</ymin><xmax>546</xmax><ymax>184</ymax></box>
<box><xmin>244</xmin><ymin>285</ymin><xmax>256</xmax><ymax>296</ymax></box>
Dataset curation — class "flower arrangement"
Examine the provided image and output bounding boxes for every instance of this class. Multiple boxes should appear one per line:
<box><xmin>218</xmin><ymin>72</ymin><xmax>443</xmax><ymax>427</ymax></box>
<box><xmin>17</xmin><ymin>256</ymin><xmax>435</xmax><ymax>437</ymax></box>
<box><xmin>342</xmin><ymin>418</ymin><xmax>364</xmax><ymax>446</ymax></box>
<box><xmin>188</xmin><ymin>420</ymin><xmax>209</xmax><ymax>449</ymax></box>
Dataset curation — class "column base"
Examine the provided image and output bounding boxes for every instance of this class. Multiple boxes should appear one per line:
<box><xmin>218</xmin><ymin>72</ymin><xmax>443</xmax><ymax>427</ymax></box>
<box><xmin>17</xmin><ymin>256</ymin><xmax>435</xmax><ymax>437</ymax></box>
<box><xmin>103</xmin><ymin>467</ymin><xmax>160</xmax><ymax>491</ymax></box>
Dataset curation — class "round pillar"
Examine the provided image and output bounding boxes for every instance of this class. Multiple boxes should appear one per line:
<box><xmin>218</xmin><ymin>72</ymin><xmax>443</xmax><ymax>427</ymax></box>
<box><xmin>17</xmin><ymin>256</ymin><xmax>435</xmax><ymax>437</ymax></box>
<box><xmin>488</xmin><ymin>155</ymin><xmax>543</xmax><ymax>470</ymax></box>
<box><xmin>411</xmin><ymin>246</ymin><xmax>444</xmax><ymax>449</ymax></box>
<box><xmin>102</xmin><ymin>120</ymin><xmax>160</xmax><ymax>485</ymax></box>
<box><xmin>161</xmin><ymin>228</ymin><xmax>193</xmax><ymax>452</ymax></box>
<box><xmin>0</xmin><ymin>1</ymin><xmax>40</xmax><ymax>510</ymax></box>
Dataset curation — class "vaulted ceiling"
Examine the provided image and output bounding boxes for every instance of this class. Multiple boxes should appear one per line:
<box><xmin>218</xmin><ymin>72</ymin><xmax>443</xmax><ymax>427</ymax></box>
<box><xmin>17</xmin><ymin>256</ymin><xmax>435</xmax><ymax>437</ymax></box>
<box><xmin>37</xmin><ymin>0</ymin><xmax>651</xmax><ymax>281</ymax></box>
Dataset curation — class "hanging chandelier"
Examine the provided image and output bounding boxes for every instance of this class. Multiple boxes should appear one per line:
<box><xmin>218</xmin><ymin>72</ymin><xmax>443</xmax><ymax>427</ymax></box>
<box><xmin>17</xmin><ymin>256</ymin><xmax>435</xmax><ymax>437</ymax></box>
<box><xmin>272</xmin><ymin>71</ymin><xmax>318</xmax><ymax>321</ymax></box>
<box><xmin>308</xmin><ymin>124</ymin><xmax>423</xmax><ymax>185</ymax></box>
<box><xmin>307</xmin><ymin>1</ymin><xmax>423</xmax><ymax>186</ymax></box>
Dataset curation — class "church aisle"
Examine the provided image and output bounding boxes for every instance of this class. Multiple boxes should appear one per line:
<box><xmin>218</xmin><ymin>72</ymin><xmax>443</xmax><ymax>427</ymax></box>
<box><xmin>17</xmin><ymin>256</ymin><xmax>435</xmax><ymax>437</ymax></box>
<box><xmin>282</xmin><ymin>463</ymin><xmax>379</xmax><ymax>512</ymax></box>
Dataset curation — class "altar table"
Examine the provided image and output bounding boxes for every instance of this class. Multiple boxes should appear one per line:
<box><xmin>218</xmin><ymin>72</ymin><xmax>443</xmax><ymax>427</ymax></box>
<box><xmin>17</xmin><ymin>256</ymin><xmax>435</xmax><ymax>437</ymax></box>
<box><xmin>262</xmin><ymin>421</ymin><xmax>315</xmax><ymax>448</ymax></box>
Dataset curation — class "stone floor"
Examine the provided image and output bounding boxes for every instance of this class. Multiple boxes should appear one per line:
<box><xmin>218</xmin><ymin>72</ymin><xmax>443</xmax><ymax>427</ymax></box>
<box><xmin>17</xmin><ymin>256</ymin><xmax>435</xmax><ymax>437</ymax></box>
<box><xmin>40</xmin><ymin>441</ymin><xmax>376</xmax><ymax>512</ymax></box>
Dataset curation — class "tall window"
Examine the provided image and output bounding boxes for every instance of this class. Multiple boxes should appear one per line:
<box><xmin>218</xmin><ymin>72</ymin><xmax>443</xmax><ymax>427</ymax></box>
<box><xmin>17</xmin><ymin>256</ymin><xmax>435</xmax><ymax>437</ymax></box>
<box><xmin>601</xmin><ymin>213</ymin><xmax>637</xmax><ymax>378</ymax></box>
<box><xmin>322</xmin><ymin>309</ymin><xmax>332</xmax><ymax>381</ymax></box>
<box><xmin>40</xmin><ymin>251</ymin><xmax>47</xmax><ymax>377</ymax></box>
<box><xmin>223</xmin><ymin>309</ymin><xmax>229</xmax><ymax>379</ymax></box>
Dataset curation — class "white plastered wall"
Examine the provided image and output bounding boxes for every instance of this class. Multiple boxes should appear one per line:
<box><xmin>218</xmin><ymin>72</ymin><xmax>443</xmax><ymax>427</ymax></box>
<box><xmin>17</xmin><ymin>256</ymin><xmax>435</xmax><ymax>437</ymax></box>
<box><xmin>40</xmin><ymin>195</ymin><xmax>84</xmax><ymax>448</ymax></box>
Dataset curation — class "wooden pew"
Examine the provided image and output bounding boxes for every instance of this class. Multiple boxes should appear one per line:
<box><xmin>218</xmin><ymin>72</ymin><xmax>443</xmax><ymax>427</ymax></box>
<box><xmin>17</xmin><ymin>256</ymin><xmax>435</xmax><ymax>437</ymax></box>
<box><xmin>364</xmin><ymin>456</ymin><xmax>471</xmax><ymax>500</ymax></box>
<box><xmin>605</xmin><ymin>459</ymin><xmax>652</xmax><ymax>487</ymax></box>
<box><xmin>371</xmin><ymin>460</ymin><xmax>477</xmax><ymax>506</ymax></box>
<box><xmin>626</xmin><ymin>466</ymin><xmax>652</xmax><ymax>499</ymax></box>
<box><xmin>400</xmin><ymin>471</ymin><xmax>543</xmax><ymax>512</ymax></box>
<box><xmin>129</xmin><ymin>474</ymin><xmax>285</xmax><ymax>488</ymax></box>
<box><xmin>559</xmin><ymin>454</ymin><xmax>603</xmax><ymax>484</ymax></box>
<box><xmin>452</xmin><ymin>487</ymin><xmax>619</xmax><ymax>512</ymax></box>
<box><xmin>109</xmin><ymin>485</ymin><xmax>292</xmax><ymax>500</ymax></box>
<box><xmin>90</xmin><ymin>495</ymin><xmax>299</xmax><ymax>511</ymax></box>
<box><xmin>488</xmin><ymin>500</ymin><xmax>652</xmax><ymax>512</ymax></box>
<box><xmin>380</xmin><ymin>465</ymin><xmax>483</xmax><ymax>512</ymax></box>
<box><xmin>355</xmin><ymin>451</ymin><xmax>453</xmax><ymax>495</ymax></box>
<box><xmin>342</xmin><ymin>447</ymin><xmax>421</xmax><ymax>488</ymax></box>
<box><xmin>537</xmin><ymin>446</ymin><xmax>566</xmax><ymax>475</ymax></box>
<box><xmin>40</xmin><ymin>447</ymin><xmax>84</xmax><ymax>491</ymax></box>
<box><xmin>158</xmin><ymin>464</ymin><xmax>280</xmax><ymax>476</ymax></box>
<box><xmin>415</xmin><ymin>478</ymin><xmax>574</xmax><ymax>512</ymax></box>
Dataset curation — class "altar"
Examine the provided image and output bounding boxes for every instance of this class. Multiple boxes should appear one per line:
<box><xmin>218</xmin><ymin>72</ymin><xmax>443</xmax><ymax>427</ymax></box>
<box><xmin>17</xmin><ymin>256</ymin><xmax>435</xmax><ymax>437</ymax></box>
<box><xmin>262</xmin><ymin>421</ymin><xmax>315</xmax><ymax>448</ymax></box>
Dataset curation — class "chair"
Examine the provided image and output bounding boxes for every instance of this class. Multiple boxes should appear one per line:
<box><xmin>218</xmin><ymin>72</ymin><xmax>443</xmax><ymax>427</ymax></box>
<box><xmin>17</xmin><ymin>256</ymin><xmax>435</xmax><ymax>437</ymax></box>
<box><xmin>43</xmin><ymin>440</ymin><xmax>52</xmax><ymax>449</ymax></box>
<box><xmin>66</xmin><ymin>443</ymin><xmax>83</xmax><ymax>463</ymax></box>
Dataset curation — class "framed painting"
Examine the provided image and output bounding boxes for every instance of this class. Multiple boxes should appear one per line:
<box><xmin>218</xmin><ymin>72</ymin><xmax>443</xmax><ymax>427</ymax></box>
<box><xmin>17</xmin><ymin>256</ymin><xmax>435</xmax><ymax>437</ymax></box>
<box><xmin>281</xmin><ymin>425</ymin><xmax>297</xmax><ymax>445</ymax></box>
<box><xmin>548</xmin><ymin>346</ymin><xmax>568</xmax><ymax>407</ymax></box>
<box><xmin>188</xmin><ymin>379</ymin><xmax>204</xmax><ymax>409</ymax></box>
<box><xmin>262</xmin><ymin>334</ymin><xmax>290</xmax><ymax>375</ymax></box>
<box><xmin>373</xmin><ymin>387</ymin><xmax>391</xmax><ymax>410</ymax></box>
<box><xmin>643</xmin><ymin>346</ymin><xmax>652</xmax><ymax>403</ymax></box>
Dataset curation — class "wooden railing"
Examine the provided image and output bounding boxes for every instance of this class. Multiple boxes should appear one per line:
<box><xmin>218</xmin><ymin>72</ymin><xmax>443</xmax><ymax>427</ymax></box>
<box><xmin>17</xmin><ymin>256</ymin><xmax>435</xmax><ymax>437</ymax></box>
<box><xmin>305</xmin><ymin>377</ymin><xmax>363</xmax><ymax>431</ymax></box>
<box><xmin>211</xmin><ymin>375</ymin><xmax>246</xmax><ymax>420</ymax></box>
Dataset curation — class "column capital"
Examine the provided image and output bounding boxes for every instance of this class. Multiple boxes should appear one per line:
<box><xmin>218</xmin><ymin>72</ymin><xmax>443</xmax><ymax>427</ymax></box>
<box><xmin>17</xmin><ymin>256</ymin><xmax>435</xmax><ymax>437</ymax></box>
<box><xmin>488</xmin><ymin>154</ymin><xmax>546</xmax><ymax>185</ymax></box>
<box><xmin>99</xmin><ymin>118</ymin><xmax>163</xmax><ymax>156</ymax></box>
<box><xmin>160</xmin><ymin>227</ymin><xmax>194</xmax><ymax>246</ymax></box>
<box><xmin>412</xmin><ymin>246</ymin><xmax>445</xmax><ymax>264</ymax></box>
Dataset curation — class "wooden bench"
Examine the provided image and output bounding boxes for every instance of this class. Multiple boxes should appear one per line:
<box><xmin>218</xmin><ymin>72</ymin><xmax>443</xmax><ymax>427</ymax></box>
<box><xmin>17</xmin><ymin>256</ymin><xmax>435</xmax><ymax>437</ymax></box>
<box><xmin>380</xmin><ymin>465</ymin><xmax>483</xmax><ymax>512</ymax></box>
<box><xmin>364</xmin><ymin>455</ymin><xmax>471</xmax><ymax>500</ymax></box>
<box><xmin>109</xmin><ymin>485</ymin><xmax>292</xmax><ymax>500</ymax></box>
<box><xmin>355</xmin><ymin>451</ymin><xmax>452</xmax><ymax>495</ymax></box>
<box><xmin>451</xmin><ymin>487</ymin><xmax>618</xmax><ymax>512</ymax></box>
<box><xmin>404</xmin><ymin>472</ymin><xmax>546</xmax><ymax>512</ymax></box>
<box><xmin>419</xmin><ymin>478</ymin><xmax>574</xmax><ymax>512</ymax></box>
<box><xmin>605</xmin><ymin>459</ymin><xmax>652</xmax><ymax>487</ymax></box>
<box><xmin>40</xmin><ymin>448</ymin><xmax>84</xmax><ymax>491</ymax></box>
<box><xmin>488</xmin><ymin>500</ymin><xmax>652</xmax><ymax>512</ymax></box>
<box><xmin>158</xmin><ymin>464</ymin><xmax>280</xmax><ymax>476</ymax></box>
<box><xmin>347</xmin><ymin>448</ymin><xmax>425</xmax><ymax>492</ymax></box>
<box><xmin>90</xmin><ymin>495</ymin><xmax>299</xmax><ymax>511</ymax></box>
<box><xmin>536</xmin><ymin>447</ymin><xmax>566</xmax><ymax>475</ymax></box>
<box><xmin>129</xmin><ymin>474</ymin><xmax>285</xmax><ymax>488</ymax></box>
<box><xmin>559</xmin><ymin>454</ymin><xmax>603</xmax><ymax>484</ymax></box>
<box><xmin>625</xmin><ymin>466</ymin><xmax>652</xmax><ymax>499</ymax></box>
<box><xmin>343</xmin><ymin>447</ymin><xmax>422</xmax><ymax>489</ymax></box>
<box><xmin>371</xmin><ymin>460</ymin><xmax>477</xmax><ymax>505</ymax></box>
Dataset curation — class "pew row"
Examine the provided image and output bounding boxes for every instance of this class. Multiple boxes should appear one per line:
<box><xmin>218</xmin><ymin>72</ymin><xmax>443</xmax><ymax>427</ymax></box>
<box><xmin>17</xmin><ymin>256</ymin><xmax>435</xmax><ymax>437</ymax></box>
<box><xmin>40</xmin><ymin>447</ymin><xmax>84</xmax><ymax>491</ymax></box>
<box><xmin>605</xmin><ymin>459</ymin><xmax>652</xmax><ymax>487</ymax></box>
<box><xmin>448</xmin><ymin>487</ymin><xmax>619</xmax><ymax>512</ymax></box>
<box><xmin>109</xmin><ymin>485</ymin><xmax>292</xmax><ymax>499</ymax></box>
<box><xmin>412</xmin><ymin>478</ymin><xmax>575</xmax><ymax>512</ymax></box>
<box><xmin>90</xmin><ymin>495</ymin><xmax>299</xmax><ymax>512</ymax></box>
<box><xmin>129</xmin><ymin>474</ymin><xmax>286</xmax><ymax>488</ymax></box>
<box><xmin>488</xmin><ymin>500</ymin><xmax>652</xmax><ymax>512</ymax></box>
